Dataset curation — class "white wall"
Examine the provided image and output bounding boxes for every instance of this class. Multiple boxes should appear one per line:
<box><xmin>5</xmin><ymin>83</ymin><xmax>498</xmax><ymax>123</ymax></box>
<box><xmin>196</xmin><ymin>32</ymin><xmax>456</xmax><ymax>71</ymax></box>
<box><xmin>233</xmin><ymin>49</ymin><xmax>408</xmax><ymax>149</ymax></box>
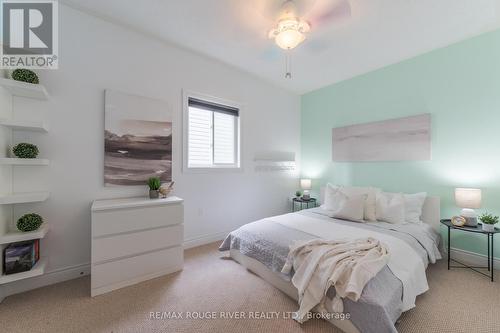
<box><xmin>5</xmin><ymin>4</ymin><xmax>300</xmax><ymax>294</ymax></box>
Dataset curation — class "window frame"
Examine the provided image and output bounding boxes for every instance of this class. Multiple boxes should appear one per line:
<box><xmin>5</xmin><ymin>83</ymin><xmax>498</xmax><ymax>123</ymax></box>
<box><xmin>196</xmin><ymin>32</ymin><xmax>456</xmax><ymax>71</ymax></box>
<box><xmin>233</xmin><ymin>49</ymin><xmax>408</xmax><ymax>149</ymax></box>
<box><xmin>182</xmin><ymin>90</ymin><xmax>242</xmax><ymax>173</ymax></box>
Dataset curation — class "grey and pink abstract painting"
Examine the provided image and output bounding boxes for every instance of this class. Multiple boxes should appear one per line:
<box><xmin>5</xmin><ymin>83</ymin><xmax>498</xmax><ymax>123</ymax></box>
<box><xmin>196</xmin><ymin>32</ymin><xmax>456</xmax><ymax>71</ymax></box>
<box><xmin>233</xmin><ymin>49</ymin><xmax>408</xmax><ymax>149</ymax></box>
<box><xmin>332</xmin><ymin>114</ymin><xmax>431</xmax><ymax>162</ymax></box>
<box><xmin>104</xmin><ymin>90</ymin><xmax>172</xmax><ymax>186</ymax></box>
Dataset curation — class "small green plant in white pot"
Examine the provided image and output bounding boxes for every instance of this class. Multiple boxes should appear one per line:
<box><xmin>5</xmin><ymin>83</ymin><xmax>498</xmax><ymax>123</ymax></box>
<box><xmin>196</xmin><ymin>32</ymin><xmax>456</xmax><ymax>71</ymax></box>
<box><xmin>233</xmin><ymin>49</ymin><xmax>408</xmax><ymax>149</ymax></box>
<box><xmin>147</xmin><ymin>177</ymin><xmax>161</xmax><ymax>199</ymax></box>
<box><xmin>479</xmin><ymin>213</ymin><xmax>499</xmax><ymax>232</ymax></box>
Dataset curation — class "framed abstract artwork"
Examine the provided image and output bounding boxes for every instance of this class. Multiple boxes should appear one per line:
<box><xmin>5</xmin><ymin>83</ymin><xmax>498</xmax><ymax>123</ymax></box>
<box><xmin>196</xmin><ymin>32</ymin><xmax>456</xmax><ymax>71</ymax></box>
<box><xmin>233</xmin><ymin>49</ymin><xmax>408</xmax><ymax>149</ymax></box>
<box><xmin>332</xmin><ymin>113</ymin><xmax>431</xmax><ymax>162</ymax></box>
<box><xmin>104</xmin><ymin>90</ymin><xmax>172</xmax><ymax>186</ymax></box>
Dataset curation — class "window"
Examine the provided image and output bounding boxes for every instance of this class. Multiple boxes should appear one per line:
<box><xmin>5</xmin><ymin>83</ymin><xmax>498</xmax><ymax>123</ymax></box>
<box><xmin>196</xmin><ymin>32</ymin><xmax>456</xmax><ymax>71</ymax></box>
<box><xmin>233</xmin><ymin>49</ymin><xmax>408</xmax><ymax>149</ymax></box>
<box><xmin>184</xmin><ymin>93</ymin><xmax>240</xmax><ymax>170</ymax></box>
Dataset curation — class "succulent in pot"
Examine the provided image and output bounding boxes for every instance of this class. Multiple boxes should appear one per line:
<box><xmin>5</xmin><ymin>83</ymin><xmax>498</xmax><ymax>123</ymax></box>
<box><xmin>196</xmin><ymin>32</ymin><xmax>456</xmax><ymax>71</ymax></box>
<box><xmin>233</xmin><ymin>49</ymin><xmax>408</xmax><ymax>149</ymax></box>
<box><xmin>147</xmin><ymin>177</ymin><xmax>161</xmax><ymax>199</ymax></box>
<box><xmin>479</xmin><ymin>213</ymin><xmax>499</xmax><ymax>232</ymax></box>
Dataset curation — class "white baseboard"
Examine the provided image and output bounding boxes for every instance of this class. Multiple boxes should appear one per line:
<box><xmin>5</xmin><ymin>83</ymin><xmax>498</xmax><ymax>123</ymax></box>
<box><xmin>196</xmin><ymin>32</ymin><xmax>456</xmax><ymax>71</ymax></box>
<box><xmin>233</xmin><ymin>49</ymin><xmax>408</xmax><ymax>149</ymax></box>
<box><xmin>450</xmin><ymin>247</ymin><xmax>500</xmax><ymax>267</ymax></box>
<box><xmin>1</xmin><ymin>262</ymin><xmax>90</xmax><ymax>301</ymax></box>
<box><xmin>182</xmin><ymin>230</ymin><xmax>229</xmax><ymax>249</ymax></box>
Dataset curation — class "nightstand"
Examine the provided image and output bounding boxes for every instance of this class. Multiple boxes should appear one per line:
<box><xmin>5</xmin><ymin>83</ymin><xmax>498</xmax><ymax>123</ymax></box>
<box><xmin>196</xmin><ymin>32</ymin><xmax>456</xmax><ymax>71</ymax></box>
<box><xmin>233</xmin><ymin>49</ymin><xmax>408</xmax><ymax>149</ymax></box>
<box><xmin>441</xmin><ymin>219</ymin><xmax>500</xmax><ymax>282</ymax></box>
<box><xmin>292</xmin><ymin>197</ymin><xmax>317</xmax><ymax>212</ymax></box>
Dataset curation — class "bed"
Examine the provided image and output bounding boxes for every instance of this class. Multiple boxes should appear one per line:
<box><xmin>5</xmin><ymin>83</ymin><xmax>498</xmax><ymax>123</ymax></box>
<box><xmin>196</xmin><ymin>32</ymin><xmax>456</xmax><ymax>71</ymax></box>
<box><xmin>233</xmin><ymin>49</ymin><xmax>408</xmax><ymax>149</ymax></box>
<box><xmin>219</xmin><ymin>194</ymin><xmax>441</xmax><ymax>333</ymax></box>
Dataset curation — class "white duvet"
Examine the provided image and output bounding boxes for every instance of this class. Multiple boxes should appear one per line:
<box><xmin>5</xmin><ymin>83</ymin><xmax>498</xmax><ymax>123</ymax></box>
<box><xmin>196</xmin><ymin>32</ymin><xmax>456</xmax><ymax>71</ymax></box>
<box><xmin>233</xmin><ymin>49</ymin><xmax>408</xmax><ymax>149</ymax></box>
<box><xmin>269</xmin><ymin>213</ymin><xmax>429</xmax><ymax>311</ymax></box>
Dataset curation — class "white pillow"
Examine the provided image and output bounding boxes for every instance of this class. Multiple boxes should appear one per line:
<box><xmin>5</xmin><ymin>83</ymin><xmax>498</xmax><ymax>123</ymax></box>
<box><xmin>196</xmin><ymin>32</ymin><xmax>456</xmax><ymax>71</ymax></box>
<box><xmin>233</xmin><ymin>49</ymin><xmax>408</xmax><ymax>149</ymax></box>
<box><xmin>339</xmin><ymin>186</ymin><xmax>380</xmax><ymax>221</ymax></box>
<box><xmin>332</xmin><ymin>194</ymin><xmax>366</xmax><ymax>222</ymax></box>
<box><xmin>376</xmin><ymin>192</ymin><xmax>405</xmax><ymax>224</ymax></box>
<box><xmin>323</xmin><ymin>190</ymin><xmax>366</xmax><ymax>222</ymax></box>
<box><xmin>404</xmin><ymin>192</ymin><xmax>427</xmax><ymax>223</ymax></box>
<box><xmin>321</xmin><ymin>183</ymin><xmax>341</xmax><ymax>211</ymax></box>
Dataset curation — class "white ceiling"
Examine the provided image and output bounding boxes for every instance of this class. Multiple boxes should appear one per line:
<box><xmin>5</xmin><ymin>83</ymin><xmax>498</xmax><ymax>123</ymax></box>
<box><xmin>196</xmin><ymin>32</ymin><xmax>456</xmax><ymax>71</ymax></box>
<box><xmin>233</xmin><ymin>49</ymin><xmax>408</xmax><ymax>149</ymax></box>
<box><xmin>63</xmin><ymin>0</ymin><xmax>500</xmax><ymax>94</ymax></box>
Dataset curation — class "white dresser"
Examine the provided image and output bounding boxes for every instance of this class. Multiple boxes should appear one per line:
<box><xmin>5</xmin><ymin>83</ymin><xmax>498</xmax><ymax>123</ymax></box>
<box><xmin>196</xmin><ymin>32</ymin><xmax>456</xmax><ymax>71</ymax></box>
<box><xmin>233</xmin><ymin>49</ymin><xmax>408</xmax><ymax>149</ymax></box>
<box><xmin>90</xmin><ymin>196</ymin><xmax>184</xmax><ymax>297</ymax></box>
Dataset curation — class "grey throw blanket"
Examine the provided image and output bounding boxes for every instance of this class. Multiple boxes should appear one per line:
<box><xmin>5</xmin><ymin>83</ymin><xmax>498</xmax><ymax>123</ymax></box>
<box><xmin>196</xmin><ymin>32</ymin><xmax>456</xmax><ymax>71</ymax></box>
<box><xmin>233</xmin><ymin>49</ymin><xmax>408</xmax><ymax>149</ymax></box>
<box><xmin>219</xmin><ymin>208</ymin><xmax>441</xmax><ymax>333</ymax></box>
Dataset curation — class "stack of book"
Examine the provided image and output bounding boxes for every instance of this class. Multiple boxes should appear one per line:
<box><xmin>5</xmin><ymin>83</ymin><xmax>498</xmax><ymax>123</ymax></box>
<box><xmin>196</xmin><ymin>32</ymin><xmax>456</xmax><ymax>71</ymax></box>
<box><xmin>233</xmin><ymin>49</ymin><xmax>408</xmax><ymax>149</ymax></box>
<box><xmin>3</xmin><ymin>240</ymin><xmax>40</xmax><ymax>275</ymax></box>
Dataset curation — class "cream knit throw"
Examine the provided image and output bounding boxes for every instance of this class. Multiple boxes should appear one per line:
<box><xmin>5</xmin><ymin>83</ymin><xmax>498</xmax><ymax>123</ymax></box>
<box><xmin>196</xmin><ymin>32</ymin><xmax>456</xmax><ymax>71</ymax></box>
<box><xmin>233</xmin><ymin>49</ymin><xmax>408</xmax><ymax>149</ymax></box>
<box><xmin>282</xmin><ymin>237</ymin><xmax>389</xmax><ymax>323</ymax></box>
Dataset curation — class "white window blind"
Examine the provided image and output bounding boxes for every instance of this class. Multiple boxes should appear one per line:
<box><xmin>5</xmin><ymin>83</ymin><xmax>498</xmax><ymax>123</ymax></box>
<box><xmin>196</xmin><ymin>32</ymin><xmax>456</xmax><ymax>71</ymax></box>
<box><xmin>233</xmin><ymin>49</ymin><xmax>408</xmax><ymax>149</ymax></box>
<box><xmin>187</xmin><ymin>97</ymin><xmax>239</xmax><ymax>169</ymax></box>
<box><xmin>214</xmin><ymin>112</ymin><xmax>235</xmax><ymax>164</ymax></box>
<box><xmin>188</xmin><ymin>106</ymin><xmax>213</xmax><ymax>167</ymax></box>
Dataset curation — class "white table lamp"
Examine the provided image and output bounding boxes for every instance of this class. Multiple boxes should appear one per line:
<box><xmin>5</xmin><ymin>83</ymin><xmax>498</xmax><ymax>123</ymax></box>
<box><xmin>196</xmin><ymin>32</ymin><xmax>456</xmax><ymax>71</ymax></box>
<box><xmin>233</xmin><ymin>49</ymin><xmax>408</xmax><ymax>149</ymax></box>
<box><xmin>300</xmin><ymin>179</ymin><xmax>312</xmax><ymax>200</ymax></box>
<box><xmin>455</xmin><ymin>188</ymin><xmax>482</xmax><ymax>227</ymax></box>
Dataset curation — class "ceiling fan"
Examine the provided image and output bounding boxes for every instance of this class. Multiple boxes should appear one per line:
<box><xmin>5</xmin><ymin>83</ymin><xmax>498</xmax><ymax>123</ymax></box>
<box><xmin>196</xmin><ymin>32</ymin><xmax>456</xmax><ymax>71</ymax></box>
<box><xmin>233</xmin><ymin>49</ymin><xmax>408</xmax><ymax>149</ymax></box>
<box><xmin>264</xmin><ymin>0</ymin><xmax>352</xmax><ymax>78</ymax></box>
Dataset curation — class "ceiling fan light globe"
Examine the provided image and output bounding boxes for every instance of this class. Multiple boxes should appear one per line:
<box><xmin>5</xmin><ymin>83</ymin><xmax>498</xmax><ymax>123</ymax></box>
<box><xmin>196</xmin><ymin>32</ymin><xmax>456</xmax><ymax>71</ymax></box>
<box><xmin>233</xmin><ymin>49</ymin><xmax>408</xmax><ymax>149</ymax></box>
<box><xmin>275</xmin><ymin>29</ymin><xmax>305</xmax><ymax>49</ymax></box>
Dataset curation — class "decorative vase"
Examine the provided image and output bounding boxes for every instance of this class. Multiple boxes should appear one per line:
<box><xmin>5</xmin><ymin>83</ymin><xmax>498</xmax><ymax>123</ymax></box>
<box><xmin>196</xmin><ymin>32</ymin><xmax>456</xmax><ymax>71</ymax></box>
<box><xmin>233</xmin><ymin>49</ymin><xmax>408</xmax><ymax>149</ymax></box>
<box><xmin>482</xmin><ymin>223</ymin><xmax>495</xmax><ymax>232</ymax></box>
<box><xmin>159</xmin><ymin>183</ymin><xmax>173</xmax><ymax>198</ymax></box>
<box><xmin>149</xmin><ymin>190</ymin><xmax>159</xmax><ymax>199</ymax></box>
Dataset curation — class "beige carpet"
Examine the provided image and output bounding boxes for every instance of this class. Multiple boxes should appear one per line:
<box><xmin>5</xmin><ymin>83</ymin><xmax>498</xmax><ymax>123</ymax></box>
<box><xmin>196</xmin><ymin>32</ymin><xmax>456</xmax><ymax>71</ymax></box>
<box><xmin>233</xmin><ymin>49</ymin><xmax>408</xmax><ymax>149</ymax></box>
<box><xmin>1</xmin><ymin>242</ymin><xmax>499</xmax><ymax>333</ymax></box>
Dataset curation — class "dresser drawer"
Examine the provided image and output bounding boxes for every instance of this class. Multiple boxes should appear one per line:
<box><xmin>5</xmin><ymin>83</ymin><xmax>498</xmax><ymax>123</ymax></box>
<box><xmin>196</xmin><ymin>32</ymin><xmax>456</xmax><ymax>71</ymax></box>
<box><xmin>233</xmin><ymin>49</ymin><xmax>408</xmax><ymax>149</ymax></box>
<box><xmin>92</xmin><ymin>204</ymin><xmax>183</xmax><ymax>237</ymax></box>
<box><xmin>92</xmin><ymin>246</ymin><xmax>183</xmax><ymax>289</ymax></box>
<box><xmin>92</xmin><ymin>224</ymin><xmax>183</xmax><ymax>263</ymax></box>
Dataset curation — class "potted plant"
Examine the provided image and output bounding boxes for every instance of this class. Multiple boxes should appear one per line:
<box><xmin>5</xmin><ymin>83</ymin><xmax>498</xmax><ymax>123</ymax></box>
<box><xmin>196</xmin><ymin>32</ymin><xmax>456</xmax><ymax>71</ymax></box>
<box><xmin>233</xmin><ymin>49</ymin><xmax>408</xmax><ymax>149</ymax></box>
<box><xmin>12</xmin><ymin>143</ymin><xmax>39</xmax><ymax>158</ymax></box>
<box><xmin>147</xmin><ymin>177</ymin><xmax>161</xmax><ymax>199</ymax></box>
<box><xmin>295</xmin><ymin>190</ymin><xmax>302</xmax><ymax>198</ymax></box>
<box><xmin>479</xmin><ymin>213</ymin><xmax>499</xmax><ymax>232</ymax></box>
<box><xmin>17</xmin><ymin>213</ymin><xmax>43</xmax><ymax>232</ymax></box>
<box><xmin>11</xmin><ymin>69</ymin><xmax>39</xmax><ymax>84</ymax></box>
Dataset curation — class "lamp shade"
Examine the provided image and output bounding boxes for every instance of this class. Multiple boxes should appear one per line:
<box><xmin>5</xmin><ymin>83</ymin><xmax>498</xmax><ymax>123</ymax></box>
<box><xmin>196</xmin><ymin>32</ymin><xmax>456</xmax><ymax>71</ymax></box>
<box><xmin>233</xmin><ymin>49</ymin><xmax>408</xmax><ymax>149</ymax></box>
<box><xmin>300</xmin><ymin>179</ymin><xmax>312</xmax><ymax>190</ymax></box>
<box><xmin>455</xmin><ymin>188</ymin><xmax>482</xmax><ymax>209</ymax></box>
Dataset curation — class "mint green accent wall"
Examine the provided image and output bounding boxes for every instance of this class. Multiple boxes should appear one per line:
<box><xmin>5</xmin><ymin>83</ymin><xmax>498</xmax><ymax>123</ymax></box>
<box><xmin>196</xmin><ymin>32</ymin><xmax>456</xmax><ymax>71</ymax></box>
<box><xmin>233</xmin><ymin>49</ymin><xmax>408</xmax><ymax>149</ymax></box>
<box><xmin>301</xmin><ymin>29</ymin><xmax>500</xmax><ymax>259</ymax></box>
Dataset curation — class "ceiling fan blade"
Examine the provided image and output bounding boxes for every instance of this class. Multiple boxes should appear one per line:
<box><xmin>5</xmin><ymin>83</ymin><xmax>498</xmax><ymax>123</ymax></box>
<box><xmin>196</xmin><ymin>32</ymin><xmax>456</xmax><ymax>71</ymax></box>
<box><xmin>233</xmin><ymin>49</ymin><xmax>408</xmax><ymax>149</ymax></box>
<box><xmin>253</xmin><ymin>0</ymin><xmax>322</xmax><ymax>21</ymax></box>
<box><xmin>305</xmin><ymin>0</ymin><xmax>352</xmax><ymax>29</ymax></box>
<box><xmin>252</xmin><ymin>0</ymin><xmax>288</xmax><ymax>21</ymax></box>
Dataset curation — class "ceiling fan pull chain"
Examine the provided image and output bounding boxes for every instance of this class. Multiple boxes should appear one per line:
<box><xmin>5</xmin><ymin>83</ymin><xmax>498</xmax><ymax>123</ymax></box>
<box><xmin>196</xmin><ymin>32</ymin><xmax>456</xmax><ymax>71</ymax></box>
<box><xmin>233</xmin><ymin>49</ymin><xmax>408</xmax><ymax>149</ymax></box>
<box><xmin>285</xmin><ymin>50</ymin><xmax>292</xmax><ymax>79</ymax></box>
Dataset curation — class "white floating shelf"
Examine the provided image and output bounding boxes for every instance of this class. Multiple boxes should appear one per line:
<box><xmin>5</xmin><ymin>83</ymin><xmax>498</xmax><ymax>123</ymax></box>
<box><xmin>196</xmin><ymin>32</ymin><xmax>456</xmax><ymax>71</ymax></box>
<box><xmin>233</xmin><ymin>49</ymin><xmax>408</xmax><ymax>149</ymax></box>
<box><xmin>0</xmin><ymin>77</ymin><xmax>48</xmax><ymax>100</ymax></box>
<box><xmin>0</xmin><ymin>258</ymin><xmax>47</xmax><ymax>284</ymax></box>
<box><xmin>0</xmin><ymin>192</ymin><xmax>50</xmax><ymax>205</ymax></box>
<box><xmin>0</xmin><ymin>158</ymin><xmax>49</xmax><ymax>166</ymax></box>
<box><xmin>0</xmin><ymin>119</ymin><xmax>49</xmax><ymax>132</ymax></box>
<box><xmin>0</xmin><ymin>223</ymin><xmax>49</xmax><ymax>245</ymax></box>
<box><xmin>254</xmin><ymin>151</ymin><xmax>296</xmax><ymax>162</ymax></box>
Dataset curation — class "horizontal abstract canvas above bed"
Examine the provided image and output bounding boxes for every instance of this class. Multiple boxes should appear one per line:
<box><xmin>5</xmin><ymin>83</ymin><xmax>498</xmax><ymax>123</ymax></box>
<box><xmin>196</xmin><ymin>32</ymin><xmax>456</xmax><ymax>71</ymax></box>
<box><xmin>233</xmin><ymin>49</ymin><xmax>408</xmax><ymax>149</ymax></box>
<box><xmin>332</xmin><ymin>113</ymin><xmax>431</xmax><ymax>162</ymax></box>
